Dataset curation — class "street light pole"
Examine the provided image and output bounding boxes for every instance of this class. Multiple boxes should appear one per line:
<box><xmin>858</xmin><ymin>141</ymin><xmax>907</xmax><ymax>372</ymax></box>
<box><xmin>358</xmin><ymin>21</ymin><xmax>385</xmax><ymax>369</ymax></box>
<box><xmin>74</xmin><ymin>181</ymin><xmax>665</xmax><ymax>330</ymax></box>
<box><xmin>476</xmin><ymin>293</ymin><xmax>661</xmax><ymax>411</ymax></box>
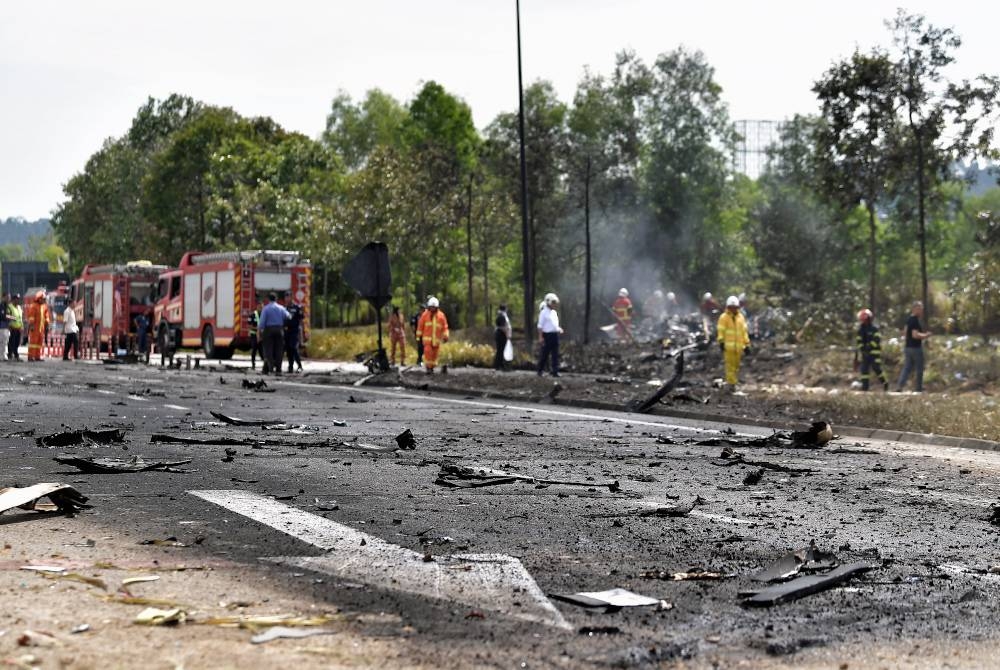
<box><xmin>516</xmin><ymin>0</ymin><xmax>532</xmax><ymax>347</ymax></box>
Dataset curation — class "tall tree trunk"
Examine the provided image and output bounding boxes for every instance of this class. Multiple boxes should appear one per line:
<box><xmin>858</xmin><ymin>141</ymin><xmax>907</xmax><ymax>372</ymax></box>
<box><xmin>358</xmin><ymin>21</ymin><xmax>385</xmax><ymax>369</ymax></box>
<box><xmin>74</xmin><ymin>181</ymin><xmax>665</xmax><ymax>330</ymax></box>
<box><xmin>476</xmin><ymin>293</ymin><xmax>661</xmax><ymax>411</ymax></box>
<box><xmin>584</xmin><ymin>156</ymin><xmax>592</xmax><ymax>344</ymax></box>
<box><xmin>322</xmin><ymin>266</ymin><xmax>329</xmax><ymax>329</ymax></box>
<box><xmin>465</xmin><ymin>175</ymin><xmax>475</xmax><ymax>329</ymax></box>
<box><xmin>915</xmin><ymin>128</ymin><xmax>929</xmax><ymax>317</ymax></box>
<box><xmin>866</xmin><ymin>202</ymin><xmax>878</xmax><ymax>311</ymax></box>
<box><xmin>482</xmin><ymin>239</ymin><xmax>490</xmax><ymax>326</ymax></box>
<box><xmin>516</xmin><ymin>0</ymin><xmax>533</xmax><ymax>347</ymax></box>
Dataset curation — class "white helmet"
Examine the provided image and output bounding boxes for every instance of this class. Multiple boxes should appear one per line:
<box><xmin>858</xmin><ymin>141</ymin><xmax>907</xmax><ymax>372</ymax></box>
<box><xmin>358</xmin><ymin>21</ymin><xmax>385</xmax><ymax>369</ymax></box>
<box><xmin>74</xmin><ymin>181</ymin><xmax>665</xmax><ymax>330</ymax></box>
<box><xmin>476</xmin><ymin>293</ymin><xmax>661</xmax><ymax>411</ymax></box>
<box><xmin>544</xmin><ymin>292</ymin><xmax>559</xmax><ymax>306</ymax></box>
<box><xmin>653</xmin><ymin>289</ymin><xmax>663</xmax><ymax>298</ymax></box>
<box><xmin>726</xmin><ymin>295</ymin><xmax>739</xmax><ymax>307</ymax></box>
<box><xmin>666</xmin><ymin>291</ymin><xmax>675</xmax><ymax>301</ymax></box>
<box><xmin>618</xmin><ymin>288</ymin><xmax>629</xmax><ymax>297</ymax></box>
<box><xmin>703</xmin><ymin>292</ymin><xmax>712</xmax><ymax>301</ymax></box>
<box><xmin>427</xmin><ymin>296</ymin><xmax>440</xmax><ymax>308</ymax></box>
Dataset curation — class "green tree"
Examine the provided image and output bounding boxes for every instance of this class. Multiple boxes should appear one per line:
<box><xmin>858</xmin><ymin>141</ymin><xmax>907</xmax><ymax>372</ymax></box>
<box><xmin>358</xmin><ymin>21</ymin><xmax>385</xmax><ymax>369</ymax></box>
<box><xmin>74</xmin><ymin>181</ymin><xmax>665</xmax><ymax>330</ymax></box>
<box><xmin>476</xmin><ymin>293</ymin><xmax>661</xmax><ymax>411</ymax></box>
<box><xmin>813</xmin><ymin>48</ymin><xmax>899</xmax><ymax>311</ymax></box>
<box><xmin>886</xmin><ymin>10</ymin><xmax>999</xmax><ymax>316</ymax></box>
<box><xmin>323</xmin><ymin>89</ymin><xmax>407</xmax><ymax>171</ymax></box>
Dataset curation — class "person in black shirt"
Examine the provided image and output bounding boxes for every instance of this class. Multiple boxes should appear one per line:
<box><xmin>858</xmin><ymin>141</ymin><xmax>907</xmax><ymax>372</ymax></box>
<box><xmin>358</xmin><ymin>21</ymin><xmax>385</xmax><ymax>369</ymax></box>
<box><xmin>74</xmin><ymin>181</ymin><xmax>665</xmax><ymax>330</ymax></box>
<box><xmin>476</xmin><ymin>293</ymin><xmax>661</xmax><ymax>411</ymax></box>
<box><xmin>410</xmin><ymin>303</ymin><xmax>426</xmax><ymax>367</ymax></box>
<box><xmin>897</xmin><ymin>301</ymin><xmax>931</xmax><ymax>392</ymax></box>
<box><xmin>282</xmin><ymin>291</ymin><xmax>305</xmax><ymax>373</ymax></box>
<box><xmin>854</xmin><ymin>309</ymin><xmax>888</xmax><ymax>391</ymax></box>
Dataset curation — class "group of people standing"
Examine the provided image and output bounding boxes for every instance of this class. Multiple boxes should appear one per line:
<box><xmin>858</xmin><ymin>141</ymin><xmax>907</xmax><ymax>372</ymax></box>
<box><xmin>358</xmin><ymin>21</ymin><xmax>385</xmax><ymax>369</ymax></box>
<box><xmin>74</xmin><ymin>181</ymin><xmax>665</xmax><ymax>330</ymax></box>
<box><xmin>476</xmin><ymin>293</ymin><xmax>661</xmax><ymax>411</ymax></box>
<box><xmin>0</xmin><ymin>291</ymin><xmax>54</xmax><ymax>362</ymax></box>
<box><xmin>249</xmin><ymin>291</ymin><xmax>305</xmax><ymax>376</ymax></box>
<box><xmin>855</xmin><ymin>301</ymin><xmax>931</xmax><ymax>393</ymax></box>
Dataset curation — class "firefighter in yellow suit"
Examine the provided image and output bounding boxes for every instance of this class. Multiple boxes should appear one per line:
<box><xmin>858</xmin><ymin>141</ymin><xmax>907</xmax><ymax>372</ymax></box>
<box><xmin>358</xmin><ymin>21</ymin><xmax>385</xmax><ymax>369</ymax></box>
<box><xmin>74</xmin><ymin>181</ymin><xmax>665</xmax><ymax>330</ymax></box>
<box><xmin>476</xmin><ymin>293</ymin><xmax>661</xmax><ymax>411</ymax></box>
<box><xmin>415</xmin><ymin>296</ymin><xmax>449</xmax><ymax>373</ymax></box>
<box><xmin>717</xmin><ymin>295</ymin><xmax>750</xmax><ymax>389</ymax></box>
<box><xmin>26</xmin><ymin>291</ymin><xmax>51</xmax><ymax>362</ymax></box>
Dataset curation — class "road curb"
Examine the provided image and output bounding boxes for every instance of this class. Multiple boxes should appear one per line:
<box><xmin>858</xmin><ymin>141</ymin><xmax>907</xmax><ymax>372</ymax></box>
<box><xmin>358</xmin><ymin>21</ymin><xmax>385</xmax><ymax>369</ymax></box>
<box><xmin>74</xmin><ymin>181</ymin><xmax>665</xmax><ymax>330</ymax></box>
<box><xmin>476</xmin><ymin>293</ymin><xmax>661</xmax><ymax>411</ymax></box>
<box><xmin>363</xmin><ymin>377</ymin><xmax>1000</xmax><ymax>454</ymax></box>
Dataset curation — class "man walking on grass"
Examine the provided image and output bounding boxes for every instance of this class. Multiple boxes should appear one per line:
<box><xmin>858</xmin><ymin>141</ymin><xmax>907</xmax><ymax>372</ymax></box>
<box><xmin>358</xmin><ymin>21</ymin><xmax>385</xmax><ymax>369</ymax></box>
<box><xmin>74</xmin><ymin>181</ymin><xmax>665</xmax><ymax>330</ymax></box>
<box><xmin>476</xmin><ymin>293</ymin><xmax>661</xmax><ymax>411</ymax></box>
<box><xmin>897</xmin><ymin>301</ymin><xmax>931</xmax><ymax>392</ymax></box>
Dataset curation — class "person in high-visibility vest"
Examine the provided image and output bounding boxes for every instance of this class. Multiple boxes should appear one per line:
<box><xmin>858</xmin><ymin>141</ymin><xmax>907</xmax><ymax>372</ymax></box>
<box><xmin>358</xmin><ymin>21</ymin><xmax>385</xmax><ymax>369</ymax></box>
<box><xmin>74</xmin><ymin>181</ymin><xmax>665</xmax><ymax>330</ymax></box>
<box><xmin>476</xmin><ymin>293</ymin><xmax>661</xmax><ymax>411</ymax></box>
<box><xmin>6</xmin><ymin>294</ymin><xmax>23</xmax><ymax>360</ymax></box>
<box><xmin>26</xmin><ymin>291</ymin><xmax>51</xmax><ymax>362</ymax></box>
<box><xmin>717</xmin><ymin>295</ymin><xmax>750</xmax><ymax>389</ymax></box>
<box><xmin>415</xmin><ymin>296</ymin><xmax>449</xmax><ymax>373</ymax></box>
<box><xmin>611</xmin><ymin>288</ymin><xmax>633</xmax><ymax>338</ymax></box>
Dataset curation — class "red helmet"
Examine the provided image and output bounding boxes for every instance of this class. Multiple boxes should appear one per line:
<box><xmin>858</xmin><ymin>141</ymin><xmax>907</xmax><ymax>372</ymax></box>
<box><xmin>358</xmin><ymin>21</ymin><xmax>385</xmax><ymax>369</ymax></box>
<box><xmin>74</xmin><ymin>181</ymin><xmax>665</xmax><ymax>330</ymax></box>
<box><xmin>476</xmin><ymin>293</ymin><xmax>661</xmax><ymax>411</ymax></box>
<box><xmin>857</xmin><ymin>308</ymin><xmax>873</xmax><ymax>323</ymax></box>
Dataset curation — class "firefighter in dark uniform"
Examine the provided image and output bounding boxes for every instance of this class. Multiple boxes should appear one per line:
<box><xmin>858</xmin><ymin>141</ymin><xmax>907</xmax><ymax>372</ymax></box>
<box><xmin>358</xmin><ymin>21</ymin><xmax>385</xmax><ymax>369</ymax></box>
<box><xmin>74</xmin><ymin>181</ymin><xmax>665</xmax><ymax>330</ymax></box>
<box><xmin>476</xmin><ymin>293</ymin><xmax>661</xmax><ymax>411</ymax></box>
<box><xmin>248</xmin><ymin>301</ymin><xmax>261</xmax><ymax>370</ymax></box>
<box><xmin>283</xmin><ymin>291</ymin><xmax>304</xmax><ymax>373</ymax></box>
<box><xmin>855</xmin><ymin>308</ymin><xmax>889</xmax><ymax>391</ymax></box>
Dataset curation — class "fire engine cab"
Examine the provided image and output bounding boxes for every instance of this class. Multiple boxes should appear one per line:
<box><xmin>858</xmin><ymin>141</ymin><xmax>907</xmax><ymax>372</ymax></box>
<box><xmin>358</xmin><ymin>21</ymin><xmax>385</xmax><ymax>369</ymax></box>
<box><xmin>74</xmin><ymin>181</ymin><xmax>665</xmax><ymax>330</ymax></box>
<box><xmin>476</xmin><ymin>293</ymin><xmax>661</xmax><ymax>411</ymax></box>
<box><xmin>153</xmin><ymin>250</ymin><xmax>311</xmax><ymax>359</ymax></box>
<box><xmin>71</xmin><ymin>261</ymin><xmax>170</xmax><ymax>352</ymax></box>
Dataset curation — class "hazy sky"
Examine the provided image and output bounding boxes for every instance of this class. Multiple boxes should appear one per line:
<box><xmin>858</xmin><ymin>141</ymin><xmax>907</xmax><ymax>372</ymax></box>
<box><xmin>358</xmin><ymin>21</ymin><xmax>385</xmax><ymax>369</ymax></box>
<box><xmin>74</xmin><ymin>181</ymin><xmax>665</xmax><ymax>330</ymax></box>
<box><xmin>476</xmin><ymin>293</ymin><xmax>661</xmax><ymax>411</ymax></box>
<box><xmin>1</xmin><ymin>1</ymin><xmax>995</xmax><ymax>220</ymax></box>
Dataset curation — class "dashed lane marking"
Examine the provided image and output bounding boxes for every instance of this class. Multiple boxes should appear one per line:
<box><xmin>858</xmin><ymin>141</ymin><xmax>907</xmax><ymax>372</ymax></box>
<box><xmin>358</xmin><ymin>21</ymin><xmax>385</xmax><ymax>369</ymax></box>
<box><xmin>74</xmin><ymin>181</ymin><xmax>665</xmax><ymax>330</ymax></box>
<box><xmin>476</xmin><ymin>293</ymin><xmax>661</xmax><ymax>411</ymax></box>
<box><xmin>189</xmin><ymin>489</ymin><xmax>571</xmax><ymax>630</ymax></box>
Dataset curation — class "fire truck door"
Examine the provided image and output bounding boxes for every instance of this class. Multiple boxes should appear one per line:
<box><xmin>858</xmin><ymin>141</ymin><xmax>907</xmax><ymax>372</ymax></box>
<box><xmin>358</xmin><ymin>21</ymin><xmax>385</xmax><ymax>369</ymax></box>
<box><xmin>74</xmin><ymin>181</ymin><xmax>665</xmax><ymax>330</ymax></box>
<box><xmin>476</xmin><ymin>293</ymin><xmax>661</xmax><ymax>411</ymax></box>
<box><xmin>217</xmin><ymin>270</ymin><xmax>235</xmax><ymax>328</ymax></box>
<box><xmin>101</xmin><ymin>280</ymin><xmax>113</xmax><ymax>328</ymax></box>
<box><xmin>184</xmin><ymin>274</ymin><xmax>201</xmax><ymax>330</ymax></box>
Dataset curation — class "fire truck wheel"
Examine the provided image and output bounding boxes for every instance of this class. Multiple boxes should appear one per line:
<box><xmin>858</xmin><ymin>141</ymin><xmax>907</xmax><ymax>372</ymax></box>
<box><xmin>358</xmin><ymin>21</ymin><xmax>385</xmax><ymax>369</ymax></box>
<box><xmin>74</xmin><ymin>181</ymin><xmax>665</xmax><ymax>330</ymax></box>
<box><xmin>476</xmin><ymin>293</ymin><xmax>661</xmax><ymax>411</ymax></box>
<box><xmin>202</xmin><ymin>325</ymin><xmax>217</xmax><ymax>359</ymax></box>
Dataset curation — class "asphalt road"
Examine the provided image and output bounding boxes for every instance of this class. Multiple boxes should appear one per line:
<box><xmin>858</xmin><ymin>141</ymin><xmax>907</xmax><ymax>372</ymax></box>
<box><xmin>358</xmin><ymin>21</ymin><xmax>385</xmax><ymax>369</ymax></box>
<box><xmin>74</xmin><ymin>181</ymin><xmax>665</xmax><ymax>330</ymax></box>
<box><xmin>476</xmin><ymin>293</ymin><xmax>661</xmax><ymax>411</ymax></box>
<box><xmin>3</xmin><ymin>357</ymin><xmax>1000</xmax><ymax>668</ymax></box>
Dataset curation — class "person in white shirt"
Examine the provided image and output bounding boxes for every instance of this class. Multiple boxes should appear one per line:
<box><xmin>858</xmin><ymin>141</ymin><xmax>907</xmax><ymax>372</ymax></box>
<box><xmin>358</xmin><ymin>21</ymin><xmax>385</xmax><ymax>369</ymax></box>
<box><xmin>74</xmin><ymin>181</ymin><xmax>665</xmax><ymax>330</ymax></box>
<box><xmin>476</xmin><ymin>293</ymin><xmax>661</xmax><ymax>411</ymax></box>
<box><xmin>536</xmin><ymin>292</ymin><xmax>564</xmax><ymax>377</ymax></box>
<box><xmin>62</xmin><ymin>304</ymin><xmax>80</xmax><ymax>360</ymax></box>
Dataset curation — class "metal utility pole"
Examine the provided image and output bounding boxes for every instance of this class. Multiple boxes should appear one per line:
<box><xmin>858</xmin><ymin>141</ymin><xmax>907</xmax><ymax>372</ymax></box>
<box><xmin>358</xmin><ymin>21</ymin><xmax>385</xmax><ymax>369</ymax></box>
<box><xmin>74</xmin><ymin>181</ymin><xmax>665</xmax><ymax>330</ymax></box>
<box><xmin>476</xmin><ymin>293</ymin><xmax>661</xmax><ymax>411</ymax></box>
<box><xmin>516</xmin><ymin>0</ymin><xmax>533</xmax><ymax>346</ymax></box>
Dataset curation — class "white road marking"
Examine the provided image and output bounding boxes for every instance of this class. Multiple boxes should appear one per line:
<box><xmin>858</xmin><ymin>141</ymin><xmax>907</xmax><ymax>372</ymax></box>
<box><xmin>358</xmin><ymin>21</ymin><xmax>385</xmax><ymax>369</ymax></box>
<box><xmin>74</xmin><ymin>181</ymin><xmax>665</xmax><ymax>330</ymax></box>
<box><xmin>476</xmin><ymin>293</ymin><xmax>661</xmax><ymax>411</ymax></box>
<box><xmin>163</xmin><ymin>404</ymin><xmax>190</xmax><ymax>411</ymax></box>
<box><xmin>96</xmin><ymin>389</ymin><xmax>116</xmax><ymax>395</ymax></box>
<box><xmin>277</xmin><ymin>381</ymin><xmax>742</xmax><ymax>436</ymax></box>
<box><xmin>189</xmin><ymin>490</ymin><xmax>570</xmax><ymax>629</ymax></box>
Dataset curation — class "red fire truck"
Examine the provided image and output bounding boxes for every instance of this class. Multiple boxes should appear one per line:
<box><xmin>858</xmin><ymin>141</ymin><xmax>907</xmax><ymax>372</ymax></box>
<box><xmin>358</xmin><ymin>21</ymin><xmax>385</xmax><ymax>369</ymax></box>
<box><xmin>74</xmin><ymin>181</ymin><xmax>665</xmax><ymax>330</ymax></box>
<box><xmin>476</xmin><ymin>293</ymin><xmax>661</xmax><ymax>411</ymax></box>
<box><xmin>70</xmin><ymin>261</ymin><xmax>171</xmax><ymax>352</ymax></box>
<box><xmin>153</xmin><ymin>250</ymin><xmax>311</xmax><ymax>359</ymax></box>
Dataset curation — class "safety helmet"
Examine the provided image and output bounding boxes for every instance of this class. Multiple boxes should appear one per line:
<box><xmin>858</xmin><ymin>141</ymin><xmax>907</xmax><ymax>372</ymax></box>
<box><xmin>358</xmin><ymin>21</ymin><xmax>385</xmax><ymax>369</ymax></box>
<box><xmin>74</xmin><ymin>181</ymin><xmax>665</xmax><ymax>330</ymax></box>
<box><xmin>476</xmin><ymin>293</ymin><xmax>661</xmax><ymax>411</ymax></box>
<box><xmin>618</xmin><ymin>288</ymin><xmax>629</xmax><ymax>297</ymax></box>
<box><xmin>35</xmin><ymin>290</ymin><xmax>46</xmax><ymax>302</ymax></box>
<box><xmin>545</xmin><ymin>292</ymin><xmax>559</xmax><ymax>306</ymax></box>
<box><xmin>858</xmin><ymin>308</ymin><xmax>873</xmax><ymax>323</ymax></box>
<box><xmin>666</xmin><ymin>291</ymin><xmax>676</xmax><ymax>301</ymax></box>
<box><xmin>427</xmin><ymin>297</ymin><xmax>439</xmax><ymax>308</ymax></box>
<box><xmin>703</xmin><ymin>292</ymin><xmax>713</xmax><ymax>301</ymax></box>
<box><xmin>653</xmin><ymin>289</ymin><xmax>663</xmax><ymax>299</ymax></box>
<box><xmin>726</xmin><ymin>295</ymin><xmax>739</xmax><ymax>308</ymax></box>
<box><xmin>738</xmin><ymin>293</ymin><xmax>746</xmax><ymax>303</ymax></box>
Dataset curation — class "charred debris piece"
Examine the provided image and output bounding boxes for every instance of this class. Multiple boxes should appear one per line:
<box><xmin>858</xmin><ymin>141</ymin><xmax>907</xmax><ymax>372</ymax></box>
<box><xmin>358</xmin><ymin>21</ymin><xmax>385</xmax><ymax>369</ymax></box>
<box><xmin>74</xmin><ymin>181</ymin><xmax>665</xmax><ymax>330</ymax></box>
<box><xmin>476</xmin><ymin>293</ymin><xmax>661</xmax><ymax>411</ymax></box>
<box><xmin>36</xmin><ymin>428</ymin><xmax>127</xmax><ymax>448</ymax></box>
<box><xmin>712</xmin><ymin>447</ymin><xmax>814</xmax><ymax>476</ymax></box>
<box><xmin>752</xmin><ymin>541</ymin><xmax>838</xmax><ymax>583</ymax></box>
<box><xmin>630</xmin><ymin>352</ymin><xmax>685</xmax><ymax>414</ymax></box>
<box><xmin>395</xmin><ymin>429</ymin><xmax>417</xmax><ymax>450</ymax></box>
<box><xmin>742</xmin><ymin>562</ymin><xmax>873</xmax><ymax>607</ymax></box>
<box><xmin>0</xmin><ymin>483</ymin><xmax>90</xmax><ymax>514</ymax></box>
<box><xmin>436</xmin><ymin>464</ymin><xmax>620</xmax><ymax>492</ymax></box>
<box><xmin>241</xmin><ymin>379</ymin><xmax>274</xmax><ymax>393</ymax></box>
<box><xmin>53</xmin><ymin>456</ymin><xmax>193</xmax><ymax>474</ymax></box>
<box><xmin>209</xmin><ymin>411</ymin><xmax>283</xmax><ymax>427</ymax></box>
<box><xmin>588</xmin><ymin>496</ymin><xmax>700</xmax><ymax>519</ymax></box>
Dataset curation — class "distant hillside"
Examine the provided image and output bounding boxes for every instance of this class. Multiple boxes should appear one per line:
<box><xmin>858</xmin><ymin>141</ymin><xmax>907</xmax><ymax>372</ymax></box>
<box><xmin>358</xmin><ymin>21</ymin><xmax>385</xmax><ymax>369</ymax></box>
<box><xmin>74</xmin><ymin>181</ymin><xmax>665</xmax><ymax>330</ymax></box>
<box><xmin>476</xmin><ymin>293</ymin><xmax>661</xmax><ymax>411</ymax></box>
<box><xmin>0</xmin><ymin>217</ymin><xmax>52</xmax><ymax>251</ymax></box>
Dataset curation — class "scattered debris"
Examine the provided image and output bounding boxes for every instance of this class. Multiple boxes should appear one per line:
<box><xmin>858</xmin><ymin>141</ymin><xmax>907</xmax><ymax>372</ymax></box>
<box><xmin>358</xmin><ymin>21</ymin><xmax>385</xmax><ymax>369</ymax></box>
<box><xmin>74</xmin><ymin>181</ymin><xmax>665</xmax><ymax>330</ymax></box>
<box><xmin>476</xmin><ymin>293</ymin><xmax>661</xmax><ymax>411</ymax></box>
<box><xmin>743</xmin><ymin>469</ymin><xmax>765</xmax><ymax>486</ymax></box>
<box><xmin>742</xmin><ymin>563</ymin><xmax>873</xmax><ymax>607</ymax></box>
<box><xmin>16</xmin><ymin>630</ymin><xmax>60</xmax><ymax>648</ymax></box>
<box><xmin>70</xmin><ymin>624</ymin><xmax>90</xmax><ymax>634</ymax></box>
<box><xmin>765</xmin><ymin>638</ymin><xmax>828</xmax><ymax>656</ymax></box>
<box><xmin>209</xmin><ymin>411</ymin><xmax>283</xmax><ymax>427</ymax></box>
<box><xmin>435</xmin><ymin>464</ymin><xmax>620</xmax><ymax>492</ymax></box>
<box><xmin>35</xmin><ymin>428</ymin><xmax>127</xmax><ymax>448</ymax></box>
<box><xmin>640</xmin><ymin>569</ymin><xmax>729</xmax><ymax>581</ymax></box>
<box><xmin>122</xmin><ymin>575</ymin><xmax>160</xmax><ymax>587</ymax></box>
<box><xmin>578</xmin><ymin>626</ymin><xmax>622</xmax><ymax>636</ymax></box>
<box><xmin>53</xmin><ymin>456</ymin><xmax>193</xmax><ymax>474</ymax></box>
<box><xmin>222</xmin><ymin>449</ymin><xmax>237</xmax><ymax>463</ymax></box>
<box><xmin>589</xmin><ymin>496</ymin><xmax>700</xmax><ymax>519</ymax></box>
<box><xmin>250</xmin><ymin>626</ymin><xmax>337</xmax><ymax>644</ymax></box>
<box><xmin>241</xmin><ymin>379</ymin><xmax>274</xmax><ymax>392</ymax></box>
<box><xmin>552</xmin><ymin>588</ymin><xmax>660</xmax><ymax>609</ymax></box>
<box><xmin>711</xmin><ymin>448</ymin><xmax>814</xmax><ymax>475</ymax></box>
<box><xmin>395</xmin><ymin>429</ymin><xmax>417</xmax><ymax>450</ymax></box>
<box><xmin>135</xmin><ymin>607</ymin><xmax>186</xmax><ymax>626</ymax></box>
<box><xmin>0</xmin><ymin>483</ymin><xmax>89</xmax><ymax>515</ymax></box>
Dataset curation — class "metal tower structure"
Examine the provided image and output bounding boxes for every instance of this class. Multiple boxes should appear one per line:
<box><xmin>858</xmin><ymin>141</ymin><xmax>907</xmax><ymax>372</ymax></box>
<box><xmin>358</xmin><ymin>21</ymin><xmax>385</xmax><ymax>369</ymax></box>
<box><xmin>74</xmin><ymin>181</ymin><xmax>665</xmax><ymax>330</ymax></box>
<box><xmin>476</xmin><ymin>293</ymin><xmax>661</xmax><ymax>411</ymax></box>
<box><xmin>733</xmin><ymin>120</ymin><xmax>784</xmax><ymax>180</ymax></box>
